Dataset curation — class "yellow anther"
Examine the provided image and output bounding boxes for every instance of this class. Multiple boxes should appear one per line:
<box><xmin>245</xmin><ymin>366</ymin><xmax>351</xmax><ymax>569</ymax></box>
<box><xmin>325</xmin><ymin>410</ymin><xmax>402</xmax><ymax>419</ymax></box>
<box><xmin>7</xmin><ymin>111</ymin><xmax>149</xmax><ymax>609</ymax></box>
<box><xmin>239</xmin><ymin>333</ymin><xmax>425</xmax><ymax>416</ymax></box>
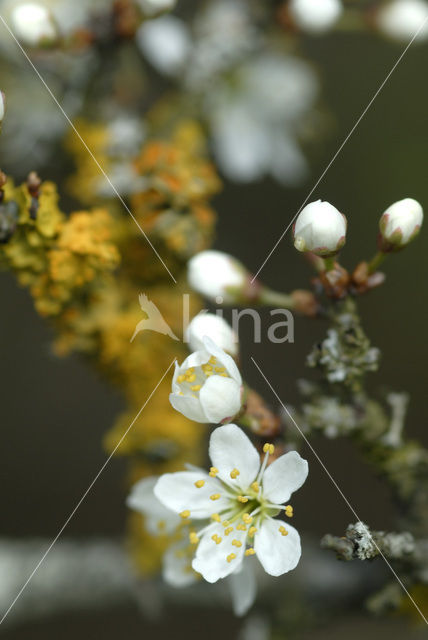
<box><xmin>194</xmin><ymin>479</ymin><xmax>205</xmax><ymax>488</ymax></box>
<box><xmin>220</xmin><ymin>373</ymin><xmax>228</xmax><ymax>377</ymax></box>
<box><xmin>232</xmin><ymin>539</ymin><xmax>242</xmax><ymax>548</ymax></box>
<box><xmin>237</xmin><ymin>496</ymin><xmax>249</xmax><ymax>503</ymax></box>
<box><xmin>230</xmin><ymin>468</ymin><xmax>240</xmax><ymax>479</ymax></box>
<box><xmin>236</xmin><ymin>524</ymin><xmax>247</xmax><ymax>531</ymax></box>
<box><xmin>248</xmin><ymin>526</ymin><xmax>257</xmax><ymax>537</ymax></box>
<box><xmin>224</xmin><ymin>527</ymin><xmax>234</xmax><ymax>536</ymax></box>
<box><xmin>285</xmin><ymin>505</ymin><xmax>294</xmax><ymax>517</ymax></box>
<box><xmin>227</xmin><ymin>553</ymin><xmax>236</xmax><ymax>563</ymax></box>
<box><xmin>214</xmin><ymin>366</ymin><xmax>226</xmax><ymax>373</ymax></box>
<box><xmin>180</xmin><ymin>510</ymin><xmax>190</xmax><ymax>519</ymax></box>
<box><xmin>209</xmin><ymin>467</ymin><xmax>219</xmax><ymax>477</ymax></box>
<box><xmin>205</xmin><ymin>371</ymin><xmax>214</xmax><ymax>377</ymax></box>
<box><xmin>211</xmin><ymin>534</ymin><xmax>222</xmax><ymax>545</ymax></box>
<box><xmin>263</xmin><ymin>443</ymin><xmax>275</xmax><ymax>454</ymax></box>
<box><xmin>186</xmin><ymin>367</ymin><xmax>195</xmax><ymax>374</ymax></box>
<box><xmin>245</xmin><ymin>548</ymin><xmax>256</xmax><ymax>556</ymax></box>
<box><xmin>211</xmin><ymin>513</ymin><xmax>221</xmax><ymax>522</ymax></box>
<box><xmin>251</xmin><ymin>481</ymin><xmax>260</xmax><ymax>492</ymax></box>
<box><xmin>222</xmin><ymin>520</ymin><xmax>231</xmax><ymax>527</ymax></box>
<box><xmin>279</xmin><ymin>525</ymin><xmax>288</xmax><ymax>536</ymax></box>
<box><xmin>191</xmin><ymin>385</ymin><xmax>202</xmax><ymax>391</ymax></box>
<box><xmin>242</xmin><ymin>514</ymin><xmax>253</xmax><ymax>524</ymax></box>
<box><xmin>210</xmin><ymin>493</ymin><xmax>221</xmax><ymax>501</ymax></box>
<box><xmin>189</xmin><ymin>532</ymin><xmax>199</xmax><ymax>544</ymax></box>
<box><xmin>209</xmin><ymin>356</ymin><xmax>217</xmax><ymax>365</ymax></box>
<box><xmin>186</xmin><ymin>374</ymin><xmax>196</xmax><ymax>383</ymax></box>
<box><xmin>177</xmin><ymin>374</ymin><xmax>186</xmax><ymax>383</ymax></box>
<box><xmin>202</xmin><ymin>364</ymin><xmax>212</xmax><ymax>372</ymax></box>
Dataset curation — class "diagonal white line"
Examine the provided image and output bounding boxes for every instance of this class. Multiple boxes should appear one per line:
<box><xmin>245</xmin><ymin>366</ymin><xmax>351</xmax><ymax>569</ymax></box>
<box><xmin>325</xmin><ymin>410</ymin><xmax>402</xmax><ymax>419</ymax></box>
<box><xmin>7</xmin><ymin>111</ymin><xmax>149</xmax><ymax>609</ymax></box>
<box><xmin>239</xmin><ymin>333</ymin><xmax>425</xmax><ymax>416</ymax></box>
<box><xmin>251</xmin><ymin>15</ymin><xmax>428</xmax><ymax>283</ymax></box>
<box><xmin>251</xmin><ymin>356</ymin><xmax>428</xmax><ymax>626</ymax></box>
<box><xmin>0</xmin><ymin>14</ymin><xmax>177</xmax><ymax>284</ymax></box>
<box><xmin>0</xmin><ymin>358</ymin><xmax>176</xmax><ymax>626</ymax></box>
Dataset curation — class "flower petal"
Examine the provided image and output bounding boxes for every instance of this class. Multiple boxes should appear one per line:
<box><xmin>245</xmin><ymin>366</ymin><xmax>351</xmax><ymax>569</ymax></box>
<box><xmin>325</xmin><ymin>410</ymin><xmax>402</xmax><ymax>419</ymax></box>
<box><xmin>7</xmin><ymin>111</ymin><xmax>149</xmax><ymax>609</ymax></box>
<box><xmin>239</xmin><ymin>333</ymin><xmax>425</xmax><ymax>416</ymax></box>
<box><xmin>199</xmin><ymin>376</ymin><xmax>242</xmax><ymax>423</ymax></box>
<box><xmin>203</xmin><ymin>335</ymin><xmax>242</xmax><ymax>384</ymax></box>
<box><xmin>169</xmin><ymin>392</ymin><xmax>208</xmax><ymax>423</ymax></box>
<box><xmin>209</xmin><ymin>424</ymin><xmax>260</xmax><ymax>489</ymax></box>
<box><xmin>154</xmin><ymin>471</ymin><xmax>229</xmax><ymax>518</ymax></box>
<box><xmin>228</xmin><ymin>560</ymin><xmax>257</xmax><ymax>616</ymax></box>
<box><xmin>254</xmin><ymin>518</ymin><xmax>301</xmax><ymax>576</ymax></box>
<box><xmin>179</xmin><ymin>348</ymin><xmax>210</xmax><ymax>371</ymax></box>
<box><xmin>163</xmin><ymin>540</ymin><xmax>198</xmax><ymax>587</ymax></box>
<box><xmin>262</xmin><ymin>451</ymin><xmax>308</xmax><ymax>504</ymax></box>
<box><xmin>192</xmin><ymin>523</ymin><xmax>247</xmax><ymax>583</ymax></box>
<box><xmin>126</xmin><ymin>476</ymin><xmax>180</xmax><ymax>536</ymax></box>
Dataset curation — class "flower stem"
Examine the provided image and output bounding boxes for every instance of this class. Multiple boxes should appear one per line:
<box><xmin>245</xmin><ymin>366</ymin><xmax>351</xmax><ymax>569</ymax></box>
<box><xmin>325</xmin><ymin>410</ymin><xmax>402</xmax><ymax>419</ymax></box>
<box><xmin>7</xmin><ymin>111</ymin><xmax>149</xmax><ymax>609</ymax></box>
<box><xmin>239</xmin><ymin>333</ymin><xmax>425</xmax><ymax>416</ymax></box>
<box><xmin>259</xmin><ymin>288</ymin><xmax>295</xmax><ymax>308</ymax></box>
<box><xmin>322</xmin><ymin>256</ymin><xmax>336</xmax><ymax>272</ymax></box>
<box><xmin>367</xmin><ymin>251</ymin><xmax>386</xmax><ymax>274</ymax></box>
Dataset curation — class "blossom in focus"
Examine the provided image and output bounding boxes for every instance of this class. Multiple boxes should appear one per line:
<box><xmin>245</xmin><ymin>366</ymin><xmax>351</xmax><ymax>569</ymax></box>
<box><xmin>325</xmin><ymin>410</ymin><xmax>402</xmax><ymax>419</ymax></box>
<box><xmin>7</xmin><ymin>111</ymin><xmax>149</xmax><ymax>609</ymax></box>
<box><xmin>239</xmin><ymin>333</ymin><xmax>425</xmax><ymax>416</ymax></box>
<box><xmin>187</xmin><ymin>250</ymin><xmax>249</xmax><ymax>304</ymax></box>
<box><xmin>10</xmin><ymin>2</ymin><xmax>58</xmax><ymax>46</ymax></box>
<box><xmin>170</xmin><ymin>336</ymin><xmax>242</xmax><ymax>424</ymax></box>
<box><xmin>293</xmin><ymin>200</ymin><xmax>347</xmax><ymax>257</ymax></box>
<box><xmin>289</xmin><ymin>0</ymin><xmax>343</xmax><ymax>34</ymax></box>
<box><xmin>379</xmin><ymin>198</ymin><xmax>423</xmax><ymax>250</ymax></box>
<box><xmin>185</xmin><ymin>313</ymin><xmax>239</xmax><ymax>357</ymax></box>
<box><xmin>376</xmin><ymin>0</ymin><xmax>428</xmax><ymax>42</ymax></box>
<box><xmin>155</xmin><ymin>424</ymin><xmax>308</xmax><ymax>585</ymax></box>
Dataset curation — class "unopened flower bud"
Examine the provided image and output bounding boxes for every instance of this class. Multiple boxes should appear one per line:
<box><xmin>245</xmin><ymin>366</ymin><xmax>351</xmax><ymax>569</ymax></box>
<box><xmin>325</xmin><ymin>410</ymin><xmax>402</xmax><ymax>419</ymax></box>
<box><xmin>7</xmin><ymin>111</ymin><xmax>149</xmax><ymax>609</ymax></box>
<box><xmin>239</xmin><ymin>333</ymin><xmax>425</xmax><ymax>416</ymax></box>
<box><xmin>188</xmin><ymin>251</ymin><xmax>251</xmax><ymax>304</ymax></box>
<box><xmin>293</xmin><ymin>200</ymin><xmax>347</xmax><ymax>257</ymax></box>
<box><xmin>185</xmin><ymin>313</ymin><xmax>238</xmax><ymax>357</ymax></box>
<box><xmin>289</xmin><ymin>0</ymin><xmax>343</xmax><ymax>34</ymax></box>
<box><xmin>11</xmin><ymin>3</ymin><xmax>58</xmax><ymax>47</ymax></box>
<box><xmin>376</xmin><ymin>0</ymin><xmax>428</xmax><ymax>43</ymax></box>
<box><xmin>379</xmin><ymin>198</ymin><xmax>423</xmax><ymax>251</ymax></box>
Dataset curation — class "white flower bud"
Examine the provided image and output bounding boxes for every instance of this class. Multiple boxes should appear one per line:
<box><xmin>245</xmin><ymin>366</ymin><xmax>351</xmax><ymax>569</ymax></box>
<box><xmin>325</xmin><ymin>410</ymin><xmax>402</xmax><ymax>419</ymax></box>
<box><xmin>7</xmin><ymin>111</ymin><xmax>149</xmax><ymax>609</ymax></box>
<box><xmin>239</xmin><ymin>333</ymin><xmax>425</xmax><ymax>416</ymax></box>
<box><xmin>137</xmin><ymin>16</ymin><xmax>190</xmax><ymax>77</ymax></box>
<box><xmin>293</xmin><ymin>200</ymin><xmax>347</xmax><ymax>257</ymax></box>
<box><xmin>376</xmin><ymin>0</ymin><xmax>428</xmax><ymax>43</ymax></box>
<box><xmin>379</xmin><ymin>198</ymin><xmax>423</xmax><ymax>250</ymax></box>
<box><xmin>188</xmin><ymin>251</ymin><xmax>249</xmax><ymax>304</ymax></box>
<box><xmin>11</xmin><ymin>3</ymin><xmax>58</xmax><ymax>47</ymax></box>
<box><xmin>0</xmin><ymin>92</ymin><xmax>5</xmax><ymax>124</ymax></box>
<box><xmin>289</xmin><ymin>0</ymin><xmax>343</xmax><ymax>34</ymax></box>
<box><xmin>185</xmin><ymin>313</ymin><xmax>238</xmax><ymax>357</ymax></box>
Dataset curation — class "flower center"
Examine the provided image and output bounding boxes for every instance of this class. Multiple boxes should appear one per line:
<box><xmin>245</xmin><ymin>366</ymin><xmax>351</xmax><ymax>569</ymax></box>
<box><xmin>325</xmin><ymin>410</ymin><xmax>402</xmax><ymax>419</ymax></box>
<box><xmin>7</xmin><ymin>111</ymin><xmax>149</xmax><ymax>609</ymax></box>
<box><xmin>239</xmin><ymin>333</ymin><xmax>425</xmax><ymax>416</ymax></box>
<box><xmin>177</xmin><ymin>356</ymin><xmax>230</xmax><ymax>397</ymax></box>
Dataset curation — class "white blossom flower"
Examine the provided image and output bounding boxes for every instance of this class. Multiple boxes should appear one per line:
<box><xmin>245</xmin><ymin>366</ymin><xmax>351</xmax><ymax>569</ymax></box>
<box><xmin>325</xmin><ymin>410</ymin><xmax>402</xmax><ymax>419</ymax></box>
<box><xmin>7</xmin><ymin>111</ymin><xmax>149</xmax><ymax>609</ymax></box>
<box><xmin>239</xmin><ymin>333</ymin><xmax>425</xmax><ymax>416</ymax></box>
<box><xmin>185</xmin><ymin>313</ymin><xmax>239</xmax><ymax>357</ymax></box>
<box><xmin>379</xmin><ymin>198</ymin><xmax>423</xmax><ymax>249</ymax></box>
<box><xmin>127</xmin><ymin>472</ymin><xmax>259</xmax><ymax>613</ymax></box>
<box><xmin>136</xmin><ymin>16</ymin><xmax>191</xmax><ymax>77</ymax></box>
<box><xmin>170</xmin><ymin>336</ymin><xmax>242</xmax><ymax>424</ymax></box>
<box><xmin>293</xmin><ymin>200</ymin><xmax>347</xmax><ymax>257</ymax></box>
<box><xmin>289</xmin><ymin>0</ymin><xmax>343</xmax><ymax>34</ymax></box>
<box><xmin>10</xmin><ymin>2</ymin><xmax>58</xmax><ymax>46</ymax></box>
<box><xmin>188</xmin><ymin>250</ymin><xmax>249</xmax><ymax>304</ymax></box>
<box><xmin>127</xmin><ymin>476</ymin><xmax>199</xmax><ymax>587</ymax></box>
<box><xmin>376</xmin><ymin>0</ymin><xmax>428</xmax><ymax>43</ymax></box>
<box><xmin>155</xmin><ymin>424</ymin><xmax>308</xmax><ymax>585</ymax></box>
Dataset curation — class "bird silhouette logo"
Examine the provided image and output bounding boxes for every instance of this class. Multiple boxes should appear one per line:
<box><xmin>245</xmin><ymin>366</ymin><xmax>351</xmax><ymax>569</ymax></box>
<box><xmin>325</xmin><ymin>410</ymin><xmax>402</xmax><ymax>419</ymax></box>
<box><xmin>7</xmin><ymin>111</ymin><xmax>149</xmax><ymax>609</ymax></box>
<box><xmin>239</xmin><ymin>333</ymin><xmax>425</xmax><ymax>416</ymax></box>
<box><xmin>130</xmin><ymin>293</ymin><xmax>179</xmax><ymax>343</ymax></box>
